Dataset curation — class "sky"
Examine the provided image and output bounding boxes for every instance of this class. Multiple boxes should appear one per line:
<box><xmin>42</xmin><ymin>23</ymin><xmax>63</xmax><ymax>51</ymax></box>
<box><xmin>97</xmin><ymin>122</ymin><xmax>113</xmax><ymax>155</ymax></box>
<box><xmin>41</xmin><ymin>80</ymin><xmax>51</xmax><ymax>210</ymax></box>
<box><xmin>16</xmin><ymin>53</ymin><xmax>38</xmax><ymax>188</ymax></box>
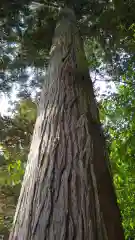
<box><xmin>0</xmin><ymin>86</ymin><xmax>18</xmax><ymax>116</ymax></box>
<box><xmin>0</xmin><ymin>94</ymin><xmax>10</xmax><ymax>116</ymax></box>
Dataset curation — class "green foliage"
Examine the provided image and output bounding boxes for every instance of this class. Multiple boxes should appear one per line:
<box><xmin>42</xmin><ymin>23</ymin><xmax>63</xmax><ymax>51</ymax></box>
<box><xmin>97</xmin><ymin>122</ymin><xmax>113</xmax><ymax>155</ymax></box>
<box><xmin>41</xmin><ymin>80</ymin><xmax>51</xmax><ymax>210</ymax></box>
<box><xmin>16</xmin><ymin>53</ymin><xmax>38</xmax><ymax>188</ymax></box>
<box><xmin>0</xmin><ymin>97</ymin><xmax>36</xmax><ymax>236</ymax></box>
<box><xmin>100</xmin><ymin>66</ymin><xmax>135</xmax><ymax>239</ymax></box>
<box><xmin>0</xmin><ymin>98</ymin><xmax>36</xmax><ymax>183</ymax></box>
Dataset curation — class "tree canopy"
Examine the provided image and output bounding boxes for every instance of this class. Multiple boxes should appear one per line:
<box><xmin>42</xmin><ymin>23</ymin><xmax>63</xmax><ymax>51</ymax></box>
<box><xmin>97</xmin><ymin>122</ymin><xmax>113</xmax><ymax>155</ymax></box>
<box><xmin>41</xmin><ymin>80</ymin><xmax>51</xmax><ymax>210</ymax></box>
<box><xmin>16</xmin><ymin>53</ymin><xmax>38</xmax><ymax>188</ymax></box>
<box><xmin>1</xmin><ymin>0</ymin><xmax>135</xmax><ymax>94</ymax></box>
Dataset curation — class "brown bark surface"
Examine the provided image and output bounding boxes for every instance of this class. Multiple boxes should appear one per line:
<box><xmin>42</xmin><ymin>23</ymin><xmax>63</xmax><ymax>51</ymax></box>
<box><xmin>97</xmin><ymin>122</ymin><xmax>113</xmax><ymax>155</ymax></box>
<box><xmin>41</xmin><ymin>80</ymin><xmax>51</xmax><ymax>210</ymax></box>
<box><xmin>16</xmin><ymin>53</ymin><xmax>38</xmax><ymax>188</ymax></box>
<box><xmin>9</xmin><ymin>8</ymin><xmax>125</xmax><ymax>240</ymax></box>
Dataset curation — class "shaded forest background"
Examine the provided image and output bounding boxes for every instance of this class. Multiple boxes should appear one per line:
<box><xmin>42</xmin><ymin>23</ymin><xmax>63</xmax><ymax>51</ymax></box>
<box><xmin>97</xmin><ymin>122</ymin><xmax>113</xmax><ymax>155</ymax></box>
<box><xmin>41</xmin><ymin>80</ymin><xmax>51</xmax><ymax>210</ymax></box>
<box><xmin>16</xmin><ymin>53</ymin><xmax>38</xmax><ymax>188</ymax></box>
<box><xmin>0</xmin><ymin>0</ymin><xmax>135</xmax><ymax>239</ymax></box>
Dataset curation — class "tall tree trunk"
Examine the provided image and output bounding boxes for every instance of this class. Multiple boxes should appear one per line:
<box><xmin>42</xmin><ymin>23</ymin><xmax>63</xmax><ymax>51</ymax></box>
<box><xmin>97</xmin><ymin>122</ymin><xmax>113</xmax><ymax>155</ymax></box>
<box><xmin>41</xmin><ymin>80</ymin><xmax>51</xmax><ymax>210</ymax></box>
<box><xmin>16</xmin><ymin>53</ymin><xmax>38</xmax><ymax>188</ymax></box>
<box><xmin>9</xmin><ymin>7</ymin><xmax>124</xmax><ymax>240</ymax></box>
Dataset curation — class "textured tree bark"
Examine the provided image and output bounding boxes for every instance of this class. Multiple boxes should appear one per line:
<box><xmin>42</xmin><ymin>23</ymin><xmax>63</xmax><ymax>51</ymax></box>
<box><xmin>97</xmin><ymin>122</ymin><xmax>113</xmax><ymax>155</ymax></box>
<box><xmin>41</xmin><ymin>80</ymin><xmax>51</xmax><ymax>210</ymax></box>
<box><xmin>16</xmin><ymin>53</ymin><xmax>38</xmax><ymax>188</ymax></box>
<box><xmin>9</xmin><ymin>8</ymin><xmax>125</xmax><ymax>240</ymax></box>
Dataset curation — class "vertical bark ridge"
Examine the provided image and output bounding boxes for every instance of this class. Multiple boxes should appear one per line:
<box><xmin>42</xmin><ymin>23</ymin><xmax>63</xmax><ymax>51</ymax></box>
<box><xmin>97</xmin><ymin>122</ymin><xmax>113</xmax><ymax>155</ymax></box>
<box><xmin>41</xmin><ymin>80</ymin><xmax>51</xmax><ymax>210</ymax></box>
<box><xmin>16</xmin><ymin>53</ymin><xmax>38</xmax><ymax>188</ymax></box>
<box><xmin>9</xmin><ymin>7</ymin><xmax>125</xmax><ymax>240</ymax></box>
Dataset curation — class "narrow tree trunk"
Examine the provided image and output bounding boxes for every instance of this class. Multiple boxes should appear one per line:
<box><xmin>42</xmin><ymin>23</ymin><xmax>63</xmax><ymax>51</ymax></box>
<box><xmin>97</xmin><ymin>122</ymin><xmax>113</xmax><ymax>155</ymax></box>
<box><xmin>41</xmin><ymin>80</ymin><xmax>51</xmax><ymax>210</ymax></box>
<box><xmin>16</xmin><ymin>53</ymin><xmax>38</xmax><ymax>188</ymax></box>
<box><xmin>9</xmin><ymin>8</ymin><xmax>125</xmax><ymax>240</ymax></box>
